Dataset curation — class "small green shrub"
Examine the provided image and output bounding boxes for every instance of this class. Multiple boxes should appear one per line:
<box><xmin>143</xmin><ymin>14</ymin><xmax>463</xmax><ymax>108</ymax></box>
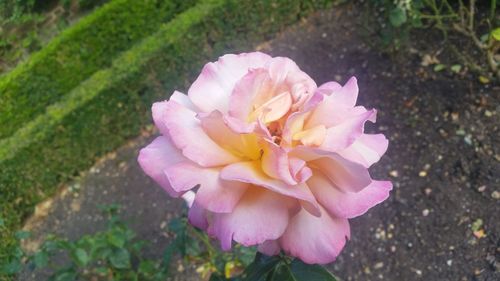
<box><xmin>2</xmin><ymin>205</ymin><xmax>338</xmax><ymax>281</ymax></box>
<box><xmin>1</xmin><ymin>205</ymin><xmax>256</xmax><ymax>280</ymax></box>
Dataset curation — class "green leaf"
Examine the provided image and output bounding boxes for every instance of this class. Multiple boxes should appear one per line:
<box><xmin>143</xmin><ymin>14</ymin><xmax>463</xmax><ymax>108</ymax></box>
<box><xmin>433</xmin><ymin>64</ymin><xmax>446</xmax><ymax>72</ymax></box>
<box><xmin>389</xmin><ymin>7</ymin><xmax>407</xmax><ymax>27</ymax></box>
<box><xmin>209</xmin><ymin>273</ymin><xmax>229</xmax><ymax>281</ymax></box>
<box><xmin>1</xmin><ymin>260</ymin><xmax>22</xmax><ymax>275</ymax></box>
<box><xmin>109</xmin><ymin>248</ymin><xmax>131</xmax><ymax>269</ymax></box>
<box><xmin>34</xmin><ymin>251</ymin><xmax>49</xmax><ymax>268</ymax></box>
<box><xmin>0</xmin><ymin>217</ymin><xmax>5</xmax><ymax>227</ymax></box>
<box><xmin>168</xmin><ymin>218</ymin><xmax>186</xmax><ymax>235</ymax></box>
<box><xmin>94</xmin><ymin>266</ymin><xmax>108</xmax><ymax>276</ymax></box>
<box><xmin>53</xmin><ymin>269</ymin><xmax>78</xmax><ymax>281</ymax></box>
<box><xmin>480</xmin><ymin>33</ymin><xmax>489</xmax><ymax>42</ymax></box>
<box><xmin>267</xmin><ymin>263</ymin><xmax>293</xmax><ymax>281</ymax></box>
<box><xmin>491</xmin><ymin>27</ymin><xmax>500</xmax><ymax>41</ymax></box>
<box><xmin>138</xmin><ymin>260</ymin><xmax>156</xmax><ymax>277</ymax></box>
<box><xmin>471</xmin><ymin>218</ymin><xmax>483</xmax><ymax>232</ymax></box>
<box><xmin>162</xmin><ymin>239</ymin><xmax>178</xmax><ymax>271</ymax></box>
<box><xmin>73</xmin><ymin>248</ymin><xmax>89</xmax><ymax>267</ymax></box>
<box><xmin>107</xmin><ymin>229</ymin><xmax>126</xmax><ymax>248</ymax></box>
<box><xmin>450</xmin><ymin>64</ymin><xmax>462</xmax><ymax>73</ymax></box>
<box><xmin>288</xmin><ymin>259</ymin><xmax>338</xmax><ymax>281</ymax></box>
<box><xmin>15</xmin><ymin>230</ymin><xmax>31</xmax><ymax>240</ymax></box>
<box><xmin>242</xmin><ymin>253</ymin><xmax>281</xmax><ymax>281</ymax></box>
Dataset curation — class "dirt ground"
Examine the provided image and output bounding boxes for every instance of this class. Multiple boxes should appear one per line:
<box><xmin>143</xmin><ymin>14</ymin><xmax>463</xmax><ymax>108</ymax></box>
<box><xmin>20</xmin><ymin>2</ymin><xmax>499</xmax><ymax>281</ymax></box>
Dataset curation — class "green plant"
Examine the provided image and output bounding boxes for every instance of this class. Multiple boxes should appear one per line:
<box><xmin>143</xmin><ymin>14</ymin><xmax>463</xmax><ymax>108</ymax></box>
<box><xmin>373</xmin><ymin>0</ymin><xmax>499</xmax><ymax>79</ymax></box>
<box><xmin>0</xmin><ymin>0</ymin><xmax>36</xmax><ymax>22</ymax></box>
<box><xmin>2</xmin><ymin>205</ymin><xmax>169</xmax><ymax>280</ymax></box>
<box><xmin>1</xmin><ymin>204</ymin><xmax>338</xmax><ymax>281</ymax></box>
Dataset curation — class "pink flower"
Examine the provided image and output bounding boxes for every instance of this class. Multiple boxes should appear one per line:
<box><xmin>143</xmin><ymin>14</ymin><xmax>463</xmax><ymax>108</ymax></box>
<box><xmin>138</xmin><ymin>52</ymin><xmax>392</xmax><ymax>264</ymax></box>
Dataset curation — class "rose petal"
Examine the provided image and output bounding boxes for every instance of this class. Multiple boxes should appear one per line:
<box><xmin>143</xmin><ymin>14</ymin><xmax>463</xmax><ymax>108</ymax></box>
<box><xmin>220</xmin><ymin>161</ymin><xmax>321</xmax><ymax>216</ymax></box>
<box><xmin>199</xmin><ymin>110</ymin><xmax>260</xmax><ymax>160</ymax></box>
<box><xmin>320</xmin><ymin>109</ymin><xmax>377</xmax><ymax>152</ymax></box>
<box><xmin>181</xmin><ymin>190</ymin><xmax>195</xmax><ymax>207</ymax></box>
<box><xmin>338</xmin><ymin>133</ymin><xmax>389</xmax><ymax>167</ymax></box>
<box><xmin>151</xmin><ymin>101</ymin><xmax>169</xmax><ymax>136</ymax></box>
<box><xmin>291</xmin><ymin>147</ymin><xmax>371</xmax><ymax>192</ymax></box>
<box><xmin>257</xmin><ymin>240</ymin><xmax>281</xmax><ymax>256</ymax></box>
<box><xmin>280</xmin><ymin>206</ymin><xmax>350</xmax><ymax>264</ymax></box>
<box><xmin>189</xmin><ymin>52</ymin><xmax>272</xmax><ymax>113</ymax></box>
<box><xmin>308</xmin><ymin>171</ymin><xmax>392</xmax><ymax>218</ymax></box>
<box><xmin>163</xmin><ymin>101</ymin><xmax>240</xmax><ymax>167</ymax></box>
<box><xmin>137</xmin><ymin>136</ymin><xmax>185</xmax><ymax>197</ymax></box>
<box><xmin>208</xmin><ymin>189</ymin><xmax>294</xmax><ymax>250</ymax></box>
<box><xmin>170</xmin><ymin>90</ymin><xmax>198</xmax><ymax>112</ymax></box>
<box><xmin>229</xmin><ymin>68</ymin><xmax>274</xmax><ymax>121</ymax></box>
<box><xmin>288</xmin><ymin>157</ymin><xmax>312</xmax><ymax>183</ymax></box>
<box><xmin>165</xmin><ymin>162</ymin><xmax>248</xmax><ymax>213</ymax></box>
<box><xmin>188</xmin><ymin>200</ymin><xmax>208</xmax><ymax>230</ymax></box>
<box><xmin>261</xmin><ymin>140</ymin><xmax>297</xmax><ymax>185</ymax></box>
<box><xmin>315</xmin><ymin>81</ymin><xmax>342</xmax><ymax>96</ymax></box>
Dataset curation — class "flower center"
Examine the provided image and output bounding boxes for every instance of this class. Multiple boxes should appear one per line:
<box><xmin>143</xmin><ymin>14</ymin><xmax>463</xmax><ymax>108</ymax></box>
<box><xmin>267</xmin><ymin>121</ymin><xmax>283</xmax><ymax>145</ymax></box>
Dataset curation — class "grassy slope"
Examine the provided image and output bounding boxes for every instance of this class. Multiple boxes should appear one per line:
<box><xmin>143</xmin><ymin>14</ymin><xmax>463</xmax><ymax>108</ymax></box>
<box><xmin>0</xmin><ymin>0</ymin><xmax>197</xmax><ymax>140</ymax></box>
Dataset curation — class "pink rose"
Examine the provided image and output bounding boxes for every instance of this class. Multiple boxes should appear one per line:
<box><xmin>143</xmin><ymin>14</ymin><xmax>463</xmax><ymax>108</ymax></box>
<box><xmin>138</xmin><ymin>52</ymin><xmax>392</xmax><ymax>264</ymax></box>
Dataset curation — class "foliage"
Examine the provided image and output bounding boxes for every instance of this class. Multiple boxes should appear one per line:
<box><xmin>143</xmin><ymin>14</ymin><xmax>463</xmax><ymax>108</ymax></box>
<box><xmin>0</xmin><ymin>0</ymin><xmax>198</xmax><ymax>139</ymax></box>
<box><xmin>1</xmin><ymin>205</ymin><xmax>338</xmax><ymax>281</ymax></box>
<box><xmin>0</xmin><ymin>205</ymin><xmax>256</xmax><ymax>280</ymax></box>
<box><xmin>373</xmin><ymin>0</ymin><xmax>499</xmax><ymax>79</ymax></box>
<box><xmin>0</xmin><ymin>0</ymin><xmax>333</xmax><ymax>271</ymax></box>
<box><xmin>0</xmin><ymin>0</ymin><xmax>37</xmax><ymax>22</ymax></box>
<box><xmin>0</xmin><ymin>0</ymin><xmax>108</xmax><ymax>74</ymax></box>
<box><xmin>209</xmin><ymin>253</ymin><xmax>339</xmax><ymax>281</ymax></box>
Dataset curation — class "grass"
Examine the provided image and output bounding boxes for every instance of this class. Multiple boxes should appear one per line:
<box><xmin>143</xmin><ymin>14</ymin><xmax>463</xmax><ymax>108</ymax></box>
<box><xmin>0</xmin><ymin>0</ymin><xmax>198</xmax><ymax>140</ymax></box>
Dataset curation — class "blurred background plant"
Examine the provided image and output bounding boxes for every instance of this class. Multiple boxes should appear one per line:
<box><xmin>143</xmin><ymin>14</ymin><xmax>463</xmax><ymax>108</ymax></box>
<box><xmin>1</xmin><ymin>204</ymin><xmax>336</xmax><ymax>281</ymax></box>
<box><xmin>369</xmin><ymin>0</ymin><xmax>499</xmax><ymax>80</ymax></box>
<box><xmin>0</xmin><ymin>204</ymin><xmax>259</xmax><ymax>281</ymax></box>
<box><xmin>0</xmin><ymin>0</ymin><xmax>107</xmax><ymax>73</ymax></box>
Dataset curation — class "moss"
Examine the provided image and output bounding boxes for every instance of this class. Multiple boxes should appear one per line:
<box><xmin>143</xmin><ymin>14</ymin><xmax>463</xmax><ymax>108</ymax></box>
<box><xmin>0</xmin><ymin>0</ymin><xmax>198</xmax><ymax>140</ymax></box>
<box><xmin>0</xmin><ymin>0</ymin><xmax>333</xmax><ymax>274</ymax></box>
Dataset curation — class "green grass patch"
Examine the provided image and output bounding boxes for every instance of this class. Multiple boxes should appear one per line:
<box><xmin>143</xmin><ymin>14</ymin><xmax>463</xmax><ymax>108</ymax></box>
<box><xmin>0</xmin><ymin>0</ymin><xmax>198</xmax><ymax>140</ymax></box>
<box><xmin>0</xmin><ymin>0</ymin><xmax>333</xmax><ymax>276</ymax></box>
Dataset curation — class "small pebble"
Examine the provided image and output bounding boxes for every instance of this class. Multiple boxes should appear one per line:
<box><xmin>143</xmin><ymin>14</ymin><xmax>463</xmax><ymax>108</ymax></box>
<box><xmin>422</xmin><ymin>209</ymin><xmax>430</xmax><ymax>216</ymax></box>
<box><xmin>477</xmin><ymin>185</ymin><xmax>486</xmax><ymax>192</ymax></box>
<box><xmin>419</xmin><ymin>170</ymin><xmax>427</xmax><ymax>177</ymax></box>
<box><xmin>424</xmin><ymin>188</ymin><xmax>432</xmax><ymax>195</ymax></box>
<box><xmin>491</xmin><ymin>191</ymin><xmax>500</xmax><ymax>199</ymax></box>
<box><xmin>374</xmin><ymin>262</ymin><xmax>384</xmax><ymax>269</ymax></box>
<box><xmin>389</xmin><ymin>170</ymin><xmax>399</xmax><ymax>177</ymax></box>
<box><xmin>447</xmin><ymin>260</ymin><xmax>453</xmax><ymax>266</ymax></box>
<box><xmin>160</xmin><ymin>221</ymin><xmax>167</xmax><ymax>229</ymax></box>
